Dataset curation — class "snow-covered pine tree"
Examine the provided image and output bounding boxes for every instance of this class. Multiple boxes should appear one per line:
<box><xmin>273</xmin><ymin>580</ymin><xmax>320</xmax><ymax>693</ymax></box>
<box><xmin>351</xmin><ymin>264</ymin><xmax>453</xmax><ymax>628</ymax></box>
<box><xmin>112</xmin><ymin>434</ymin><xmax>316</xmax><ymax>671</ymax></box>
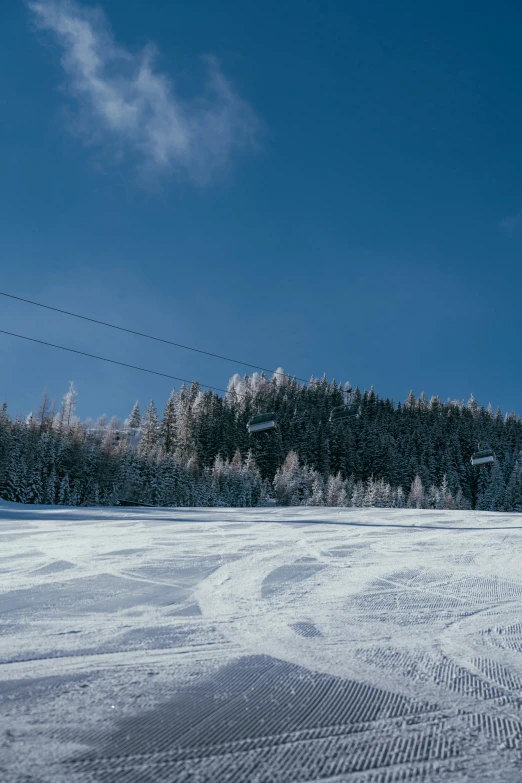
<box><xmin>161</xmin><ymin>391</ymin><xmax>177</xmax><ymax>454</ymax></box>
<box><xmin>325</xmin><ymin>472</ymin><xmax>347</xmax><ymax>507</ymax></box>
<box><xmin>273</xmin><ymin>451</ymin><xmax>307</xmax><ymax>506</ymax></box>
<box><xmin>27</xmin><ymin>466</ymin><xmax>44</xmax><ymax>505</ymax></box>
<box><xmin>408</xmin><ymin>475</ymin><xmax>427</xmax><ymax>509</ymax></box>
<box><xmin>351</xmin><ymin>480</ymin><xmax>365</xmax><ymax>507</ymax></box>
<box><xmin>59</xmin><ymin>382</ymin><xmax>78</xmax><ymax>430</ymax></box>
<box><xmin>45</xmin><ymin>465</ymin><xmax>57</xmax><ymax>505</ymax></box>
<box><xmin>139</xmin><ymin>401</ymin><xmax>160</xmax><ymax>456</ymax></box>
<box><xmin>504</xmin><ymin>462</ymin><xmax>522</xmax><ymax>512</ymax></box>
<box><xmin>439</xmin><ymin>474</ymin><xmax>455</xmax><ymax>509</ymax></box>
<box><xmin>243</xmin><ymin>451</ymin><xmax>264</xmax><ymax>506</ymax></box>
<box><xmin>127</xmin><ymin>401</ymin><xmax>141</xmax><ymax>429</ymax></box>
<box><xmin>467</xmin><ymin>393</ymin><xmax>479</xmax><ymax>418</ymax></box>
<box><xmin>36</xmin><ymin>389</ymin><xmax>53</xmax><ymax>430</ymax></box>
<box><xmin>58</xmin><ymin>473</ymin><xmax>71</xmax><ymax>505</ymax></box>
<box><xmin>394</xmin><ymin>486</ymin><xmax>406</xmax><ymax>508</ymax></box>
<box><xmin>475</xmin><ymin>466</ymin><xmax>491</xmax><ymax>511</ymax></box>
<box><xmin>363</xmin><ymin>477</ymin><xmax>378</xmax><ymax>507</ymax></box>
<box><xmin>483</xmin><ymin>461</ymin><xmax>505</xmax><ymax>511</ymax></box>
<box><xmin>310</xmin><ymin>473</ymin><xmax>325</xmax><ymax>506</ymax></box>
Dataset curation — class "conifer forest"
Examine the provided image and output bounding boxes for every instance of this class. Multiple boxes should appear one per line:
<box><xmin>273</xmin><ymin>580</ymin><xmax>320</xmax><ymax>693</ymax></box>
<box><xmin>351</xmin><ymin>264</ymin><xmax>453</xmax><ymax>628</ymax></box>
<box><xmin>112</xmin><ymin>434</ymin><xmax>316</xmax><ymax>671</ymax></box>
<box><xmin>2</xmin><ymin>371</ymin><xmax>522</xmax><ymax>511</ymax></box>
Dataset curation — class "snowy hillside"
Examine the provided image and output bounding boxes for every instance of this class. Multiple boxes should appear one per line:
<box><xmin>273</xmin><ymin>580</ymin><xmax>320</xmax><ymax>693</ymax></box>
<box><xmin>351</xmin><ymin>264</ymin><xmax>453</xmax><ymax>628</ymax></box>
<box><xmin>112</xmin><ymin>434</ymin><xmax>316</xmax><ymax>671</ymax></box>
<box><xmin>4</xmin><ymin>381</ymin><xmax>522</xmax><ymax>511</ymax></box>
<box><xmin>2</xmin><ymin>501</ymin><xmax>522</xmax><ymax>781</ymax></box>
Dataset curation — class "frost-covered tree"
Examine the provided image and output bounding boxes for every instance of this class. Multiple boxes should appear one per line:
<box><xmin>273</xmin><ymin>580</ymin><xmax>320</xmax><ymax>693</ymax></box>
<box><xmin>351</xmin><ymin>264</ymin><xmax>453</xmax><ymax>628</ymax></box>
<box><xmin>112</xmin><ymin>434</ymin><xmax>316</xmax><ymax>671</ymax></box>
<box><xmin>127</xmin><ymin>401</ymin><xmax>141</xmax><ymax>429</ymax></box>
<box><xmin>394</xmin><ymin>486</ymin><xmax>406</xmax><ymax>508</ymax></box>
<box><xmin>139</xmin><ymin>401</ymin><xmax>160</xmax><ymax>456</ymax></box>
<box><xmin>310</xmin><ymin>474</ymin><xmax>325</xmax><ymax>506</ymax></box>
<box><xmin>408</xmin><ymin>475</ymin><xmax>427</xmax><ymax>509</ymax></box>
<box><xmin>59</xmin><ymin>382</ymin><xmax>77</xmax><ymax>429</ymax></box>
<box><xmin>161</xmin><ymin>391</ymin><xmax>177</xmax><ymax>454</ymax></box>
<box><xmin>504</xmin><ymin>462</ymin><xmax>522</xmax><ymax>512</ymax></box>
<box><xmin>439</xmin><ymin>474</ymin><xmax>455</xmax><ymax>509</ymax></box>
<box><xmin>58</xmin><ymin>473</ymin><xmax>71</xmax><ymax>505</ymax></box>
<box><xmin>351</xmin><ymin>480</ymin><xmax>365</xmax><ymax>507</ymax></box>
<box><xmin>325</xmin><ymin>473</ymin><xmax>347</xmax><ymax>506</ymax></box>
<box><xmin>273</xmin><ymin>451</ymin><xmax>309</xmax><ymax>506</ymax></box>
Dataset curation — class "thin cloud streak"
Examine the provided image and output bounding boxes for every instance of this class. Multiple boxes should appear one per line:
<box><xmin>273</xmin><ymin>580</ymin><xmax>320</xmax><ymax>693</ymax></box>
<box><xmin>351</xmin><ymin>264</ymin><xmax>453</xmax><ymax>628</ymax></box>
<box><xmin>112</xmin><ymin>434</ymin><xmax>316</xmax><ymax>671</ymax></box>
<box><xmin>499</xmin><ymin>208</ymin><xmax>522</xmax><ymax>233</ymax></box>
<box><xmin>28</xmin><ymin>0</ymin><xmax>260</xmax><ymax>181</ymax></box>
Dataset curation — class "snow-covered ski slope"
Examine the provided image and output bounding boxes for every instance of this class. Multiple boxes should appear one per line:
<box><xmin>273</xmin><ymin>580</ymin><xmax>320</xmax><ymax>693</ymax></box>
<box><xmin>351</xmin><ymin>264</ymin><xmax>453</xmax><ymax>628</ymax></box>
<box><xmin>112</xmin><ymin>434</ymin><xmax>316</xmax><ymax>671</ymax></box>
<box><xmin>2</xmin><ymin>502</ymin><xmax>522</xmax><ymax>782</ymax></box>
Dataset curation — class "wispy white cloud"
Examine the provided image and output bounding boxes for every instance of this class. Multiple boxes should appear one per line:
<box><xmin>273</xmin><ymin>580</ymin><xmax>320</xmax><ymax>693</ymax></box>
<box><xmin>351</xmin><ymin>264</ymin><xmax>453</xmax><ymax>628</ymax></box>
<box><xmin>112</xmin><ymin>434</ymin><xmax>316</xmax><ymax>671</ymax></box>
<box><xmin>28</xmin><ymin>0</ymin><xmax>260</xmax><ymax>181</ymax></box>
<box><xmin>499</xmin><ymin>208</ymin><xmax>522</xmax><ymax>233</ymax></box>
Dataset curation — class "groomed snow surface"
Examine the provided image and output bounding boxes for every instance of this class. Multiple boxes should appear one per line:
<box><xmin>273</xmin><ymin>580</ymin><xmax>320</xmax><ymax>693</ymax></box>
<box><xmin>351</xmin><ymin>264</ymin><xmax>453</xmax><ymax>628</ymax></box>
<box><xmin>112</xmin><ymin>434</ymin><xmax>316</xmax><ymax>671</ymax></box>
<box><xmin>1</xmin><ymin>503</ymin><xmax>522</xmax><ymax>782</ymax></box>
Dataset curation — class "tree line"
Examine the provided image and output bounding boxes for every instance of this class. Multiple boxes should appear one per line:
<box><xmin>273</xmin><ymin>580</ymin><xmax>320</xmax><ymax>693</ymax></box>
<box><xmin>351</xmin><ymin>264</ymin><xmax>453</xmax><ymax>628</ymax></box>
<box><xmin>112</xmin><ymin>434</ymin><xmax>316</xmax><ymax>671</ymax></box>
<box><xmin>1</xmin><ymin>370</ymin><xmax>522</xmax><ymax>510</ymax></box>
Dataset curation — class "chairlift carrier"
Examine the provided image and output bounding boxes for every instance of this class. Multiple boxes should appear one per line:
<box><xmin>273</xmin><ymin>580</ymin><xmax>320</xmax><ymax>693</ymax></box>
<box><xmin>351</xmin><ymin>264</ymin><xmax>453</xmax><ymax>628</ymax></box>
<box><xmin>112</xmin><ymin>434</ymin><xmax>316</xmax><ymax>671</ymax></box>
<box><xmin>248</xmin><ymin>412</ymin><xmax>277</xmax><ymax>434</ymax></box>
<box><xmin>330</xmin><ymin>405</ymin><xmax>357</xmax><ymax>424</ymax></box>
<box><xmin>470</xmin><ymin>447</ymin><xmax>495</xmax><ymax>466</ymax></box>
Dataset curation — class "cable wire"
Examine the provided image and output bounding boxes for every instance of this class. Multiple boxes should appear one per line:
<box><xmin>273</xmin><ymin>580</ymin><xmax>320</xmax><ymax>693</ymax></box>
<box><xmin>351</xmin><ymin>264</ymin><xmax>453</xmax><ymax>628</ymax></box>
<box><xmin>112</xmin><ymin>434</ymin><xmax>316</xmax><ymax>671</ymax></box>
<box><xmin>0</xmin><ymin>291</ymin><xmax>307</xmax><ymax>383</ymax></box>
<box><xmin>0</xmin><ymin>329</ymin><xmax>229</xmax><ymax>393</ymax></box>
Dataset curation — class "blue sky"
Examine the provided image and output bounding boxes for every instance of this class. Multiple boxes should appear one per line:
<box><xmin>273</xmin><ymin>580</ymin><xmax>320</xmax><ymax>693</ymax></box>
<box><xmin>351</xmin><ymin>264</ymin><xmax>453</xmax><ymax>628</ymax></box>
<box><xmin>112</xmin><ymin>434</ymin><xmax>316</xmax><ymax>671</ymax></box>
<box><xmin>1</xmin><ymin>0</ymin><xmax>522</xmax><ymax>420</ymax></box>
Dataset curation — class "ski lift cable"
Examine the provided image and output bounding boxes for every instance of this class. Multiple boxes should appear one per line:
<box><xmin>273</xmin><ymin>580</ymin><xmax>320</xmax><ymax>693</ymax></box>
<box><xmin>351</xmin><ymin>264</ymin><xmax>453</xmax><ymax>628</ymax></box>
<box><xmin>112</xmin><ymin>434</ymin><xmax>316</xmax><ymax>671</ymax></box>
<box><xmin>0</xmin><ymin>290</ymin><xmax>310</xmax><ymax>384</ymax></box>
<box><xmin>0</xmin><ymin>329</ymin><xmax>229</xmax><ymax>393</ymax></box>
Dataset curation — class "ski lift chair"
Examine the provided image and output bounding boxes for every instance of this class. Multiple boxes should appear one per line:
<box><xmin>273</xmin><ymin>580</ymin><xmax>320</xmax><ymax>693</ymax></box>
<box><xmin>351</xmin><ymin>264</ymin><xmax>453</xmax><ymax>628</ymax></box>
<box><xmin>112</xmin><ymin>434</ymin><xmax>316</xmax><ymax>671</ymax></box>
<box><xmin>329</xmin><ymin>405</ymin><xmax>357</xmax><ymax>424</ymax></box>
<box><xmin>247</xmin><ymin>412</ymin><xmax>277</xmax><ymax>434</ymax></box>
<box><xmin>471</xmin><ymin>446</ymin><xmax>495</xmax><ymax>466</ymax></box>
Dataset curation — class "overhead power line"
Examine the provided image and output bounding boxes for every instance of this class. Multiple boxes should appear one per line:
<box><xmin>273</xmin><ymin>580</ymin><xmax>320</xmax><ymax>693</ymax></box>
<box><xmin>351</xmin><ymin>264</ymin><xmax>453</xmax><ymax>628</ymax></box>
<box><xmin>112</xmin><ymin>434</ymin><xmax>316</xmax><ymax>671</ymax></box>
<box><xmin>0</xmin><ymin>329</ymin><xmax>229</xmax><ymax>393</ymax></box>
<box><xmin>0</xmin><ymin>291</ymin><xmax>309</xmax><ymax>384</ymax></box>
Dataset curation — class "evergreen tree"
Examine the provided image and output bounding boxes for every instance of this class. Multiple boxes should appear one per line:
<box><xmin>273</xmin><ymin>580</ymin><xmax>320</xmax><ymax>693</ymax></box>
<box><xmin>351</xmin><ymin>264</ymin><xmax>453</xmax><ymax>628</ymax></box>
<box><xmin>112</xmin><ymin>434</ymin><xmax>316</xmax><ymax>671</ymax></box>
<box><xmin>273</xmin><ymin>451</ymin><xmax>308</xmax><ymax>506</ymax></box>
<box><xmin>58</xmin><ymin>473</ymin><xmax>71</xmax><ymax>505</ymax></box>
<box><xmin>59</xmin><ymin>382</ymin><xmax>78</xmax><ymax>429</ymax></box>
<box><xmin>484</xmin><ymin>461</ymin><xmax>505</xmax><ymax>511</ymax></box>
<box><xmin>161</xmin><ymin>391</ymin><xmax>177</xmax><ymax>454</ymax></box>
<box><xmin>394</xmin><ymin>486</ymin><xmax>406</xmax><ymax>508</ymax></box>
<box><xmin>351</xmin><ymin>480</ymin><xmax>365</xmax><ymax>507</ymax></box>
<box><xmin>37</xmin><ymin>389</ymin><xmax>53</xmax><ymax>430</ymax></box>
<box><xmin>439</xmin><ymin>474</ymin><xmax>455</xmax><ymax>510</ymax></box>
<box><xmin>311</xmin><ymin>474</ymin><xmax>325</xmax><ymax>506</ymax></box>
<box><xmin>408</xmin><ymin>476</ymin><xmax>427</xmax><ymax>509</ymax></box>
<box><xmin>475</xmin><ymin>467</ymin><xmax>491</xmax><ymax>511</ymax></box>
<box><xmin>504</xmin><ymin>462</ymin><xmax>522</xmax><ymax>512</ymax></box>
<box><xmin>139</xmin><ymin>401</ymin><xmax>160</xmax><ymax>456</ymax></box>
<box><xmin>27</xmin><ymin>467</ymin><xmax>44</xmax><ymax>505</ymax></box>
<box><xmin>325</xmin><ymin>473</ymin><xmax>347</xmax><ymax>506</ymax></box>
<box><xmin>45</xmin><ymin>465</ymin><xmax>57</xmax><ymax>505</ymax></box>
<box><xmin>128</xmin><ymin>401</ymin><xmax>141</xmax><ymax>429</ymax></box>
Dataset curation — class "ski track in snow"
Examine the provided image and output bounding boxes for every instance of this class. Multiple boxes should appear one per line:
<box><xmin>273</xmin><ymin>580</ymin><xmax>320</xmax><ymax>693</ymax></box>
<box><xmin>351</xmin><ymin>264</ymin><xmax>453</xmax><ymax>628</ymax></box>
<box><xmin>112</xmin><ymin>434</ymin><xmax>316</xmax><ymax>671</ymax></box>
<box><xmin>1</xmin><ymin>502</ymin><xmax>522</xmax><ymax>781</ymax></box>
